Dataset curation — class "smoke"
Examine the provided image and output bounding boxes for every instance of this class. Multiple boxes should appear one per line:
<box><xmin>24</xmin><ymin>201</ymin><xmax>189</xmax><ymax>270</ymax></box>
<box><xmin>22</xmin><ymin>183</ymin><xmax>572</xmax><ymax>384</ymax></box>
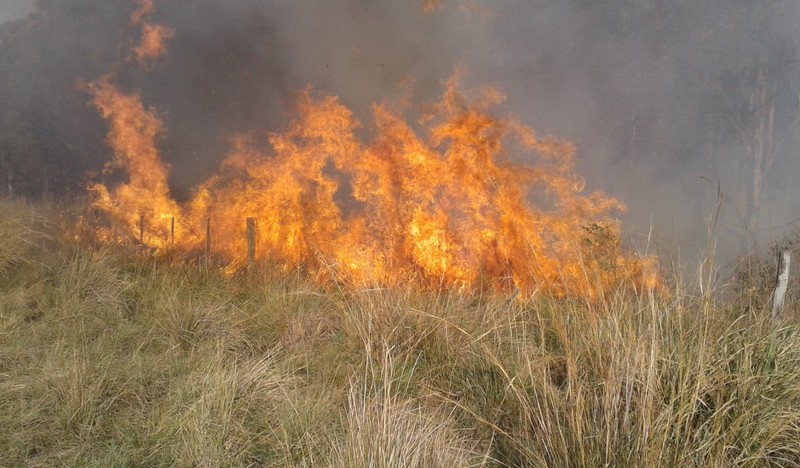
<box><xmin>0</xmin><ymin>1</ymin><xmax>35</xmax><ymax>23</ymax></box>
<box><xmin>112</xmin><ymin>0</ymin><xmax>485</xmax><ymax>195</ymax></box>
<box><xmin>3</xmin><ymin>0</ymin><xmax>800</xmax><ymax>266</ymax></box>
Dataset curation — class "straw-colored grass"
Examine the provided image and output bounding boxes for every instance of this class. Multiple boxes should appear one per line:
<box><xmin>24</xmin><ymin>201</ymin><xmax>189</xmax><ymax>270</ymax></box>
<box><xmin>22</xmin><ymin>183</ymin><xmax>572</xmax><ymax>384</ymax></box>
<box><xmin>1</xmin><ymin>198</ymin><xmax>798</xmax><ymax>467</ymax></box>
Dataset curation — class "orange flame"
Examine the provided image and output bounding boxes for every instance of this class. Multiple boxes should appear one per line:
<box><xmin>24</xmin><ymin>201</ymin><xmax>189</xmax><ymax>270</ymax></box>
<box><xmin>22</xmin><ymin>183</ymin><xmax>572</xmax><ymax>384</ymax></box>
<box><xmin>131</xmin><ymin>23</ymin><xmax>174</xmax><ymax>65</ymax></box>
<box><xmin>422</xmin><ymin>0</ymin><xmax>445</xmax><ymax>13</ymax></box>
<box><xmin>87</xmin><ymin>76</ymin><xmax>181</xmax><ymax>248</ymax></box>
<box><xmin>128</xmin><ymin>0</ymin><xmax>173</xmax><ymax>66</ymax></box>
<box><xmin>87</xmin><ymin>73</ymin><xmax>658</xmax><ymax>296</ymax></box>
<box><xmin>130</xmin><ymin>0</ymin><xmax>154</xmax><ymax>26</ymax></box>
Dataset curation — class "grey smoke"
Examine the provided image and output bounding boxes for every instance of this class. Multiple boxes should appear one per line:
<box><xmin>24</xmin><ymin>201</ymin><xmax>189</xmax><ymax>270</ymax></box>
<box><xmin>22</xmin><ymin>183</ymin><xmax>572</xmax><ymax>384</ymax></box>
<box><xmin>0</xmin><ymin>0</ymin><xmax>35</xmax><ymax>23</ymax></box>
<box><xmin>2</xmin><ymin>0</ymin><xmax>800</xmax><ymax>268</ymax></box>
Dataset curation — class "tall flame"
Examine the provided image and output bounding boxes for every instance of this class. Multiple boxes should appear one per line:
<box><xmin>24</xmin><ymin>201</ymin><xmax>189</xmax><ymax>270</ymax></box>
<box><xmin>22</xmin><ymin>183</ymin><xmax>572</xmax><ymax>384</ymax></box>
<box><xmin>87</xmin><ymin>74</ymin><xmax>657</xmax><ymax>296</ymax></box>
<box><xmin>87</xmin><ymin>76</ymin><xmax>181</xmax><ymax>248</ymax></box>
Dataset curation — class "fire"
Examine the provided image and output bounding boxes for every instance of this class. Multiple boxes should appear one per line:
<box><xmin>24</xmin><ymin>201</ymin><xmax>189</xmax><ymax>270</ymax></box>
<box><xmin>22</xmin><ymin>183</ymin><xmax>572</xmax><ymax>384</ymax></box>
<box><xmin>130</xmin><ymin>0</ymin><xmax>154</xmax><ymax>26</ymax></box>
<box><xmin>131</xmin><ymin>23</ymin><xmax>174</xmax><ymax>65</ymax></box>
<box><xmin>86</xmin><ymin>73</ymin><xmax>658</xmax><ymax>296</ymax></box>
<box><xmin>422</xmin><ymin>0</ymin><xmax>445</xmax><ymax>13</ymax></box>
<box><xmin>129</xmin><ymin>0</ymin><xmax>173</xmax><ymax>65</ymax></box>
<box><xmin>83</xmin><ymin>0</ymin><xmax>657</xmax><ymax>297</ymax></box>
<box><xmin>87</xmin><ymin>76</ymin><xmax>181</xmax><ymax>249</ymax></box>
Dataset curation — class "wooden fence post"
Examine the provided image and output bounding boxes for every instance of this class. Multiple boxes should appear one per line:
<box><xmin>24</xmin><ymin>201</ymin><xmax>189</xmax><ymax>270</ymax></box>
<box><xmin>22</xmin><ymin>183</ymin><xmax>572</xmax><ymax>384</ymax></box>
<box><xmin>771</xmin><ymin>250</ymin><xmax>791</xmax><ymax>322</ymax></box>
<box><xmin>205</xmin><ymin>218</ymin><xmax>212</xmax><ymax>259</ymax></box>
<box><xmin>139</xmin><ymin>214</ymin><xmax>145</xmax><ymax>245</ymax></box>
<box><xmin>246</xmin><ymin>217</ymin><xmax>256</xmax><ymax>269</ymax></box>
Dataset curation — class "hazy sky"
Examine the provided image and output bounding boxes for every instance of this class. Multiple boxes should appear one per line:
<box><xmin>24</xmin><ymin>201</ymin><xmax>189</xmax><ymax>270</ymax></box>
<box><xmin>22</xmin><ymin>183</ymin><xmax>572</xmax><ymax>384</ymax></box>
<box><xmin>0</xmin><ymin>0</ymin><xmax>35</xmax><ymax>23</ymax></box>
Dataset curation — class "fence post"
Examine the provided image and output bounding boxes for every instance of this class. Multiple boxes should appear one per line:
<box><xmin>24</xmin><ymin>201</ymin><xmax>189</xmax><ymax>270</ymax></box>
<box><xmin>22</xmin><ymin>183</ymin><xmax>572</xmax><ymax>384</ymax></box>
<box><xmin>771</xmin><ymin>250</ymin><xmax>791</xmax><ymax>323</ymax></box>
<box><xmin>139</xmin><ymin>214</ymin><xmax>145</xmax><ymax>245</ymax></box>
<box><xmin>246</xmin><ymin>217</ymin><xmax>256</xmax><ymax>269</ymax></box>
<box><xmin>205</xmin><ymin>217</ymin><xmax>212</xmax><ymax>259</ymax></box>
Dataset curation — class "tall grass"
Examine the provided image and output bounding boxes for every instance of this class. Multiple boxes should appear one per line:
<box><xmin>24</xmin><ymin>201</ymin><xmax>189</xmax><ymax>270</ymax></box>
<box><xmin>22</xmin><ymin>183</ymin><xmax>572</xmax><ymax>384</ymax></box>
<box><xmin>0</xmin><ymin>199</ymin><xmax>47</xmax><ymax>278</ymax></box>
<box><xmin>0</xmin><ymin>198</ymin><xmax>799</xmax><ymax>467</ymax></box>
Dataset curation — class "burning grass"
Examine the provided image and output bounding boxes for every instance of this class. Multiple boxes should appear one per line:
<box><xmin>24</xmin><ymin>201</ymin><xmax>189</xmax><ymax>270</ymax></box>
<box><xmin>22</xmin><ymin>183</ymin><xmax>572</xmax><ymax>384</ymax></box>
<box><xmin>1</xmin><ymin>198</ymin><xmax>799</xmax><ymax>467</ymax></box>
<box><xmin>84</xmin><ymin>74</ymin><xmax>657</xmax><ymax>298</ymax></box>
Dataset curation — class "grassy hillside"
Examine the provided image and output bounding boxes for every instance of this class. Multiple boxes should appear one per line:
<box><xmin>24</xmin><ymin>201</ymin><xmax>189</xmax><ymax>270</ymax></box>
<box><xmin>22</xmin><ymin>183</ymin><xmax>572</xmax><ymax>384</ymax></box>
<box><xmin>1</xmin><ymin>199</ymin><xmax>799</xmax><ymax>467</ymax></box>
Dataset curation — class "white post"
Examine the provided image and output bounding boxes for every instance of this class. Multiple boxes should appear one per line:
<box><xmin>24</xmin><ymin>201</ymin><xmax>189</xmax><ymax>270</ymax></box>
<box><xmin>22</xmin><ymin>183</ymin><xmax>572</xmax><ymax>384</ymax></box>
<box><xmin>771</xmin><ymin>250</ymin><xmax>791</xmax><ymax>322</ymax></box>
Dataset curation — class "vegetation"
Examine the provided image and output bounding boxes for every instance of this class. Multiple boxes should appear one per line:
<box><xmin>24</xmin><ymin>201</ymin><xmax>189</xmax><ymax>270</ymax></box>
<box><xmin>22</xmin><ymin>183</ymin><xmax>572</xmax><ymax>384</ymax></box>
<box><xmin>1</xmin><ymin>198</ymin><xmax>799</xmax><ymax>467</ymax></box>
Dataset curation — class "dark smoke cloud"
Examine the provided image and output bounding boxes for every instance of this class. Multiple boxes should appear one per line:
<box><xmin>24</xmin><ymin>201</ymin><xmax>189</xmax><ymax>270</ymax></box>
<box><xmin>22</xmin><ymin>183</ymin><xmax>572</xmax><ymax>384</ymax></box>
<box><xmin>2</xmin><ymin>0</ymin><xmax>800</xmax><ymax>266</ymax></box>
<box><xmin>117</xmin><ymin>0</ymin><xmax>479</xmax><ymax>195</ymax></box>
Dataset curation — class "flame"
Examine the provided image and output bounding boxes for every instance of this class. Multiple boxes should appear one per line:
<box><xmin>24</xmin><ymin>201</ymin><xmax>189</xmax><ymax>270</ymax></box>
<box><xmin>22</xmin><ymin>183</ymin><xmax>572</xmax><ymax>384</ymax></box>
<box><xmin>86</xmin><ymin>72</ymin><xmax>658</xmax><ymax>296</ymax></box>
<box><xmin>422</xmin><ymin>0</ymin><xmax>445</xmax><ymax>13</ymax></box>
<box><xmin>130</xmin><ymin>0</ymin><xmax>154</xmax><ymax>26</ymax></box>
<box><xmin>131</xmin><ymin>23</ymin><xmax>174</xmax><ymax>65</ymax></box>
<box><xmin>87</xmin><ymin>76</ymin><xmax>181</xmax><ymax>248</ymax></box>
<box><xmin>128</xmin><ymin>0</ymin><xmax>173</xmax><ymax>66</ymax></box>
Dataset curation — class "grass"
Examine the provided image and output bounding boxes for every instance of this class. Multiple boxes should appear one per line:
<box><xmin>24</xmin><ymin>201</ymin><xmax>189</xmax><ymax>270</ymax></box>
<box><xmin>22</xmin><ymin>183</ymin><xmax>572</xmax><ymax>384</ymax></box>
<box><xmin>1</xmin><ymin>198</ymin><xmax>799</xmax><ymax>467</ymax></box>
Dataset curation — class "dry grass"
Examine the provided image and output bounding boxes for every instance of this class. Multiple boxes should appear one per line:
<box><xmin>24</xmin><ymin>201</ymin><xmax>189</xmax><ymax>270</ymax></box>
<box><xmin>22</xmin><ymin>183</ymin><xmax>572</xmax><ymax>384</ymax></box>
<box><xmin>1</xmin><ymin>198</ymin><xmax>799</xmax><ymax>467</ymax></box>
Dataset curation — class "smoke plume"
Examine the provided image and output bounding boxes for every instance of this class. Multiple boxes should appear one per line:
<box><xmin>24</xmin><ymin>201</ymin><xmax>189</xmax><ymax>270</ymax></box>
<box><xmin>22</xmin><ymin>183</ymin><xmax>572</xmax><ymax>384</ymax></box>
<box><xmin>1</xmin><ymin>0</ymin><xmax>799</xmax><ymax>267</ymax></box>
